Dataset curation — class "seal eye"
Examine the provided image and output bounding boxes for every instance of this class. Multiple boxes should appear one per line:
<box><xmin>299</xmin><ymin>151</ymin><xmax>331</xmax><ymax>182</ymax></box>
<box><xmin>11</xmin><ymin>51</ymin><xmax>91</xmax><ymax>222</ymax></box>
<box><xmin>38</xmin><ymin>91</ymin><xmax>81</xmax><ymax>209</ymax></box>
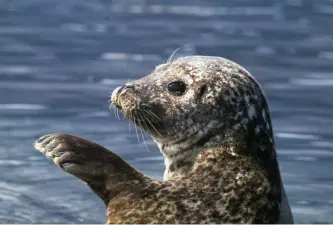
<box><xmin>167</xmin><ymin>81</ymin><xmax>186</xmax><ymax>96</ymax></box>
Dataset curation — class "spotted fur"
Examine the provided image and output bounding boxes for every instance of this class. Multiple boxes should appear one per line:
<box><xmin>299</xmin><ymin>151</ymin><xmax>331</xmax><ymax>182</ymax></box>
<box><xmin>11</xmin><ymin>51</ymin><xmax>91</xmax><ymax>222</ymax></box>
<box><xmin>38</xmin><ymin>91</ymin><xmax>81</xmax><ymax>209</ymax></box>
<box><xmin>105</xmin><ymin>148</ymin><xmax>278</xmax><ymax>224</ymax></box>
<box><xmin>34</xmin><ymin>56</ymin><xmax>293</xmax><ymax>224</ymax></box>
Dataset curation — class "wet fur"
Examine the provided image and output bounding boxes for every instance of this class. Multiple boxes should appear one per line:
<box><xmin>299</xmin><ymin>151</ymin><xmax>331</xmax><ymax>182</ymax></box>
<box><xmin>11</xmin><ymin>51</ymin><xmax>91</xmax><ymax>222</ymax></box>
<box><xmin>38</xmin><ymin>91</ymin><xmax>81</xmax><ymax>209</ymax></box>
<box><xmin>34</xmin><ymin>56</ymin><xmax>293</xmax><ymax>224</ymax></box>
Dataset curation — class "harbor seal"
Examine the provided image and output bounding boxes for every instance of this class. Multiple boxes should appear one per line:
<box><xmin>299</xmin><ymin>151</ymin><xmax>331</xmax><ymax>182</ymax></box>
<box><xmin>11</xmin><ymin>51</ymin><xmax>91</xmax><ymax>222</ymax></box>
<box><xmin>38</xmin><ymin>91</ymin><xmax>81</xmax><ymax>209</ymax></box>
<box><xmin>34</xmin><ymin>56</ymin><xmax>293</xmax><ymax>224</ymax></box>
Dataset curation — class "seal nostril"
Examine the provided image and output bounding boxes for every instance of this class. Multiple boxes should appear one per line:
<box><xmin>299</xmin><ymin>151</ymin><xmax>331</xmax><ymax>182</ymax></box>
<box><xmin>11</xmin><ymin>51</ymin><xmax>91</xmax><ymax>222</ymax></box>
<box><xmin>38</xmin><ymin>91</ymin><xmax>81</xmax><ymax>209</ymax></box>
<box><xmin>117</xmin><ymin>86</ymin><xmax>125</xmax><ymax>93</ymax></box>
<box><xmin>122</xmin><ymin>85</ymin><xmax>135</xmax><ymax>92</ymax></box>
<box><xmin>111</xmin><ymin>85</ymin><xmax>135</xmax><ymax>110</ymax></box>
<box><xmin>111</xmin><ymin>86</ymin><xmax>122</xmax><ymax>101</ymax></box>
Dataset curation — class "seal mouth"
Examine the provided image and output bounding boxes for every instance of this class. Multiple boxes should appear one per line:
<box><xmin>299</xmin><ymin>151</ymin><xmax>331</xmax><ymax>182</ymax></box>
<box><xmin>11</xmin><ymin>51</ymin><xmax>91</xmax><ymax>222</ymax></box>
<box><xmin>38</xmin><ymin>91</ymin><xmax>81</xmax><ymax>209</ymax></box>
<box><xmin>111</xmin><ymin>85</ymin><xmax>138</xmax><ymax>110</ymax></box>
<box><xmin>113</xmin><ymin>102</ymin><xmax>122</xmax><ymax>110</ymax></box>
<box><xmin>110</xmin><ymin>85</ymin><xmax>166</xmax><ymax>138</ymax></box>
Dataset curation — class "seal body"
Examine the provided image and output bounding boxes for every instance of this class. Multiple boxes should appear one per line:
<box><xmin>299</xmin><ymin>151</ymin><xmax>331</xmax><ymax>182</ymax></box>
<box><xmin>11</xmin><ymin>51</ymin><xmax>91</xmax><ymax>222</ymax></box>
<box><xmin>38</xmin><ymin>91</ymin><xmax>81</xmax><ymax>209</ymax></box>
<box><xmin>34</xmin><ymin>56</ymin><xmax>293</xmax><ymax>224</ymax></box>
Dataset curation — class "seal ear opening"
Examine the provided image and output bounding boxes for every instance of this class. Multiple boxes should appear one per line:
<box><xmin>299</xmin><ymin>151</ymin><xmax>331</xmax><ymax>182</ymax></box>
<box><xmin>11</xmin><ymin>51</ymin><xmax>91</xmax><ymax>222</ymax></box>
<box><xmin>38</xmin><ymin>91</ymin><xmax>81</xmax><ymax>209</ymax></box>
<box><xmin>198</xmin><ymin>84</ymin><xmax>208</xmax><ymax>99</ymax></box>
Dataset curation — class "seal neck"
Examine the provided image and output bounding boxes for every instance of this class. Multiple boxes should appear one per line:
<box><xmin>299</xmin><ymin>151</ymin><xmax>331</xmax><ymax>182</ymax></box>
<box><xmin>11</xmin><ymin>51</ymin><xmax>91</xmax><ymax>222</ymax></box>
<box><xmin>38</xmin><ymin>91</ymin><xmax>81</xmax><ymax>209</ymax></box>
<box><xmin>159</xmin><ymin>126</ymin><xmax>282</xmax><ymax>205</ymax></box>
<box><xmin>159</xmin><ymin>135</ymin><xmax>234</xmax><ymax>181</ymax></box>
<box><xmin>161</xmin><ymin>146</ymin><xmax>201</xmax><ymax>181</ymax></box>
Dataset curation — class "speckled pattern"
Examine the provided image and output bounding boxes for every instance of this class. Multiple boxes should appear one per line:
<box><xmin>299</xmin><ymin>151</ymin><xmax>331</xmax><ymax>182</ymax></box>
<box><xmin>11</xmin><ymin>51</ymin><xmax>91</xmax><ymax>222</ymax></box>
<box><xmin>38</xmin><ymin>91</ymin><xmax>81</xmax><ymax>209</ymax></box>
<box><xmin>107</xmin><ymin>149</ymin><xmax>275</xmax><ymax>224</ymax></box>
<box><xmin>35</xmin><ymin>56</ymin><xmax>292</xmax><ymax>223</ymax></box>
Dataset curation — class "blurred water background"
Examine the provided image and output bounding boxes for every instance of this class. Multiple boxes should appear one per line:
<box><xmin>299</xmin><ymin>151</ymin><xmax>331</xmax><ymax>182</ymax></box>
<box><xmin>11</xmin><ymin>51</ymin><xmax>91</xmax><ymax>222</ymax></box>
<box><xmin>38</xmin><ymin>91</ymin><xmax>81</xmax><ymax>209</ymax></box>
<box><xmin>1</xmin><ymin>0</ymin><xmax>333</xmax><ymax>223</ymax></box>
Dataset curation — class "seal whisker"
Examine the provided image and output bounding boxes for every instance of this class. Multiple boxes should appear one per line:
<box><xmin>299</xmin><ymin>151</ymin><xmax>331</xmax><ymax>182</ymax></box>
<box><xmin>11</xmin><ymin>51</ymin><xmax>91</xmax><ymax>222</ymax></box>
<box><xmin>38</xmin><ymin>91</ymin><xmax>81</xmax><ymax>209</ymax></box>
<box><xmin>108</xmin><ymin>102</ymin><xmax>117</xmax><ymax>119</ymax></box>
<box><xmin>142</xmin><ymin>108</ymin><xmax>166</xmax><ymax>126</ymax></box>
<box><xmin>139</xmin><ymin>112</ymin><xmax>152</xmax><ymax>136</ymax></box>
<box><xmin>140</xmin><ymin>112</ymin><xmax>160</xmax><ymax>143</ymax></box>
<box><xmin>142</xmin><ymin>109</ymin><xmax>163</xmax><ymax>130</ymax></box>
<box><xmin>116</xmin><ymin>108</ymin><xmax>121</xmax><ymax>120</ymax></box>
<box><xmin>128</xmin><ymin>119</ymin><xmax>131</xmax><ymax>136</ymax></box>
<box><xmin>142</xmin><ymin>109</ymin><xmax>162</xmax><ymax>121</ymax></box>
<box><xmin>137</xmin><ymin>113</ymin><xmax>150</xmax><ymax>152</ymax></box>
<box><xmin>112</xmin><ymin>106</ymin><xmax>117</xmax><ymax>120</ymax></box>
<box><xmin>133</xmin><ymin>115</ymin><xmax>141</xmax><ymax>145</ymax></box>
<box><xmin>167</xmin><ymin>47</ymin><xmax>180</xmax><ymax>64</ymax></box>
<box><xmin>142</xmin><ymin>110</ymin><xmax>163</xmax><ymax>138</ymax></box>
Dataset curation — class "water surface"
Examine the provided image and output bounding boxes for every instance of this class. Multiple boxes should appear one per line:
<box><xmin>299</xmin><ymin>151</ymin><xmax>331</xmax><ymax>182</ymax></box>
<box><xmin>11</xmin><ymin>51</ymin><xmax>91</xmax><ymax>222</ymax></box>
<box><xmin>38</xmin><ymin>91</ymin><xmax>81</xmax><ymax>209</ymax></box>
<box><xmin>1</xmin><ymin>0</ymin><xmax>333</xmax><ymax>223</ymax></box>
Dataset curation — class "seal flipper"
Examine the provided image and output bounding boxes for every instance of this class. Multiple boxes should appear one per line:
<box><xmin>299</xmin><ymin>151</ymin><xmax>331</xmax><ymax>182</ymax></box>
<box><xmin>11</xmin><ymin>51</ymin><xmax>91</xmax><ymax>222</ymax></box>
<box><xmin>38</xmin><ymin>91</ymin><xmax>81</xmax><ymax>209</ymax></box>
<box><xmin>34</xmin><ymin>133</ymin><xmax>148</xmax><ymax>205</ymax></box>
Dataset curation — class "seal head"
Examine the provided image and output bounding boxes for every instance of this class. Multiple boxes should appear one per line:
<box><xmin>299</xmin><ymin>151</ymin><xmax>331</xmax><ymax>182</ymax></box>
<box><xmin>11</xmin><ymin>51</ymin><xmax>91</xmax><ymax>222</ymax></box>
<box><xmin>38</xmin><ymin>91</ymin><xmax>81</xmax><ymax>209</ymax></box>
<box><xmin>112</xmin><ymin>56</ymin><xmax>279</xmax><ymax>186</ymax></box>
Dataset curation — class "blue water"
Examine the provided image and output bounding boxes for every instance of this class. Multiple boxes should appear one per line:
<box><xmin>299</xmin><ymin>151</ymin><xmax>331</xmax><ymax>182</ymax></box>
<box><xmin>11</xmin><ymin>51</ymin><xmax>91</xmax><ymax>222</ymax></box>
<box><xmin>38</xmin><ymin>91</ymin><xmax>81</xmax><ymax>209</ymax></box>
<box><xmin>1</xmin><ymin>0</ymin><xmax>333</xmax><ymax>223</ymax></box>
